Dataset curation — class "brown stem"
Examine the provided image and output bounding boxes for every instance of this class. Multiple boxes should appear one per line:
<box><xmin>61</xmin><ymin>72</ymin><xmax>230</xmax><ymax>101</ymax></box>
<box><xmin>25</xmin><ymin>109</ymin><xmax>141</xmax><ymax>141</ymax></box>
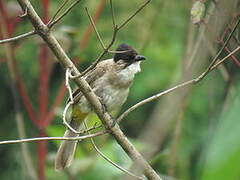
<box><xmin>37</xmin><ymin>129</ymin><xmax>47</xmax><ymax>180</ymax></box>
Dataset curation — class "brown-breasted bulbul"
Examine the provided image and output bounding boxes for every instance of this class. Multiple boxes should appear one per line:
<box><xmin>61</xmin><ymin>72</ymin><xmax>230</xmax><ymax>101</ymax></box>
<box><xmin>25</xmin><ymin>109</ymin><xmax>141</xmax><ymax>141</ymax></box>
<box><xmin>55</xmin><ymin>43</ymin><xmax>146</xmax><ymax>171</ymax></box>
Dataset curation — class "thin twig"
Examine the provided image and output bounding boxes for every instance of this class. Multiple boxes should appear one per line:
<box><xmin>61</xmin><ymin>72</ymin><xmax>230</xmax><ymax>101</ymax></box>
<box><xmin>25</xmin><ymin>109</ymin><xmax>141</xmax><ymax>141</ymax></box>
<box><xmin>0</xmin><ymin>131</ymin><xmax>106</xmax><ymax>145</ymax></box>
<box><xmin>47</xmin><ymin>0</ymin><xmax>82</xmax><ymax>28</ymax></box>
<box><xmin>49</xmin><ymin>0</ymin><xmax>69</xmax><ymax>24</ymax></box>
<box><xmin>81</xmin><ymin>26</ymin><xmax>118</xmax><ymax>76</ymax></box>
<box><xmin>210</xmin><ymin>46</ymin><xmax>240</xmax><ymax>70</ymax></box>
<box><xmin>202</xmin><ymin>17</ymin><xmax>240</xmax><ymax>67</ymax></box>
<box><xmin>0</xmin><ymin>31</ymin><xmax>35</xmax><ymax>44</ymax></box>
<box><xmin>79</xmin><ymin>0</ymin><xmax>106</xmax><ymax>49</ymax></box>
<box><xmin>84</xmin><ymin>122</ymin><xmax>145</xmax><ymax>180</ymax></box>
<box><xmin>117</xmin><ymin>79</ymin><xmax>195</xmax><ymax>123</ymax></box>
<box><xmin>85</xmin><ymin>7</ymin><xmax>106</xmax><ymax>50</ymax></box>
<box><xmin>117</xmin><ymin>45</ymin><xmax>240</xmax><ymax>123</ymax></box>
<box><xmin>85</xmin><ymin>7</ymin><xmax>130</xmax><ymax>54</ymax></box>
<box><xmin>109</xmin><ymin>0</ymin><xmax>116</xmax><ymax>28</ymax></box>
<box><xmin>198</xmin><ymin>17</ymin><xmax>240</xmax><ymax>80</ymax></box>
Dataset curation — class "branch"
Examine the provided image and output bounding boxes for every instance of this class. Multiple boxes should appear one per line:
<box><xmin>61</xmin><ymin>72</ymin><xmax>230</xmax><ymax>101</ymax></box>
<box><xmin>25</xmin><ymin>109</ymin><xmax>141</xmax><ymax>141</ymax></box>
<box><xmin>117</xmin><ymin>45</ymin><xmax>240</xmax><ymax>123</ymax></box>
<box><xmin>81</xmin><ymin>27</ymin><xmax>118</xmax><ymax>76</ymax></box>
<box><xmin>109</xmin><ymin>0</ymin><xmax>116</xmax><ymax>28</ymax></box>
<box><xmin>198</xmin><ymin>17</ymin><xmax>240</xmax><ymax>80</ymax></box>
<box><xmin>85</xmin><ymin>7</ymin><xmax>106</xmax><ymax>50</ymax></box>
<box><xmin>79</xmin><ymin>0</ymin><xmax>106</xmax><ymax>49</ymax></box>
<box><xmin>49</xmin><ymin>0</ymin><xmax>69</xmax><ymax>24</ymax></box>
<box><xmin>218</xmin><ymin>39</ymin><xmax>240</xmax><ymax>67</ymax></box>
<box><xmin>210</xmin><ymin>46</ymin><xmax>240</xmax><ymax>70</ymax></box>
<box><xmin>0</xmin><ymin>30</ymin><xmax>35</xmax><ymax>44</ymax></box>
<box><xmin>85</xmin><ymin>7</ymin><xmax>131</xmax><ymax>54</ymax></box>
<box><xmin>118</xmin><ymin>15</ymin><xmax>240</xmax><ymax>123</ymax></box>
<box><xmin>117</xmin><ymin>79</ymin><xmax>195</xmax><ymax>123</ymax></box>
<box><xmin>0</xmin><ymin>131</ymin><xmax>106</xmax><ymax>145</ymax></box>
<box><xmin>16</xmin><ymin>0</ymin><xmax>160</xmax><ymax>179</ymax></box>
<box><xmin>47</xmin><ymin>0</ymin><xmax>82</xmax><ymax>28</ymax></box>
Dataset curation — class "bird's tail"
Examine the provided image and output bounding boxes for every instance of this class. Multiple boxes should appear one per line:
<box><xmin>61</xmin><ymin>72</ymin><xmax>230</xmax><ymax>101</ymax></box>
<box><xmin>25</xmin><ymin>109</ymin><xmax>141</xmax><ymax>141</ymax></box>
<box><xmin>55</xmin><ymin>105</ymin><xmax>88</xmax><ymax>171</ymax></box>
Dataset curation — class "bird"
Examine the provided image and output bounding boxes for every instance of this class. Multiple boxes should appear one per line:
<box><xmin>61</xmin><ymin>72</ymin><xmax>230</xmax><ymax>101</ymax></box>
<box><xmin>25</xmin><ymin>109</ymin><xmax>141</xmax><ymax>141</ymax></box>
<box><xmin>55</xmin><ymin>43</ymin><xmax>146</xmax><ymax>171</ymax></box>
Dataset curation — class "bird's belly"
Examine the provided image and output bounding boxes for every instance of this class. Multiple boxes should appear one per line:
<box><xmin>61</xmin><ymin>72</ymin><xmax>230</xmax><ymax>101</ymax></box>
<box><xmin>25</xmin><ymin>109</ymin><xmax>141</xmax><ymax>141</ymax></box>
<box><xmin>78</xmin><ymin>85</ymin><xmax>129</xmax><ymax>113</ymax></box>
<box><xmin>98</xmin><ymin>86</ymin><xmax>129</xmax><ymax>112</ymax></box>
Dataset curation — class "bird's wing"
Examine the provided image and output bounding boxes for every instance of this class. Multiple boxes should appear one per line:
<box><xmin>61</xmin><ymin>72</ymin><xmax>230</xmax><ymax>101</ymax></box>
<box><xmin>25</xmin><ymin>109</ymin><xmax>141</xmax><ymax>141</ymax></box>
<box><xmin>67</xmin><ymin>59</ymin><xmax>112</xmax><ymax>104</ymax></box>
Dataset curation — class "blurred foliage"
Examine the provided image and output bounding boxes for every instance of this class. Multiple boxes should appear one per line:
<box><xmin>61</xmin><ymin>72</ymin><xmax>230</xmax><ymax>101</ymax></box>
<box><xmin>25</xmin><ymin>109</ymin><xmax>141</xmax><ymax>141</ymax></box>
<box><xmin>1</xmin><ymin>0</ymin><xmax>240</xmax><ymax>180</ymax></box>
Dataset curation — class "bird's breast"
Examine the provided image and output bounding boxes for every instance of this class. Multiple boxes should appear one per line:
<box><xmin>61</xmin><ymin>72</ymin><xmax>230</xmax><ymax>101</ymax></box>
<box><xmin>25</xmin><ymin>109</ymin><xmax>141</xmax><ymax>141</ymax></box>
<box><xmin>78</xmin><ymin>76</ymin><xmax>130</xmax><ymax>113</ymax></box>
<box><xmin>109</xmin><ymin>61</ymin><xmax>141</xmax><ymax>88</ymax></box>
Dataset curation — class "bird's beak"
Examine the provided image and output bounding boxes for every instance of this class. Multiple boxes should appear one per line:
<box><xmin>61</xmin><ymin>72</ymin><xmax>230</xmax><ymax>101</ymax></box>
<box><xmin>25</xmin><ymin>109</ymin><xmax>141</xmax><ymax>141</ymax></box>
<box><xmin>135</xmin><ymin>55</ymin><xmax>146</xmax><ymax>61</ymax></box>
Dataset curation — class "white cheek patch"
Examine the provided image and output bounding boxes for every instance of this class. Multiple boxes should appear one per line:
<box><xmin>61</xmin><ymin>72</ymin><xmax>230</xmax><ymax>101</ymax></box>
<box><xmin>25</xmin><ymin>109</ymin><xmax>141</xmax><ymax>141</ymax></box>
<box><xmin>135</xmin><ymin>61</ymin><xmax>141</xmax><ymax>73</ymax></box>
<box><xmin>120</xmin><ymin>61</ymin><xmax>141</xmax><ymax>78</ymax></box>
<box><xmin>128</xmin><ymin>61</ymin><xmax>141</xmax><ymax>73</ymax></box>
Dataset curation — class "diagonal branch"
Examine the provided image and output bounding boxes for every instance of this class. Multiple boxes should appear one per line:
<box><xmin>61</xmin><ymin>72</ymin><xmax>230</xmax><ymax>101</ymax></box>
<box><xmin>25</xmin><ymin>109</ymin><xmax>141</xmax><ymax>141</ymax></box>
<box><xmin>85</xmin><ymin>7</ymin><xmax>106</xmax><ymax>50</ymax></box>
<box><xmin>49</xmin><ymin>0</ymin><xmax>69</xmax><ymax>24</ymax></box>
<box><xmin>198</xmin><ymin>17</ymin><xmax>240</xmax><ymax>80</ymax></box>
<box><xmin>117</xmin><ymin>45</ymin><xmax>240</xmax><ymax>123</ymax></box>
<box><xmin>47</xmin><ymin>0</ymin><xmax>82</xmax><ymax>28</ymax></box>
<box><xmin>79</xmin><ymin>0</ymin><xmax>106</xmax><ymax>49</ymax></box>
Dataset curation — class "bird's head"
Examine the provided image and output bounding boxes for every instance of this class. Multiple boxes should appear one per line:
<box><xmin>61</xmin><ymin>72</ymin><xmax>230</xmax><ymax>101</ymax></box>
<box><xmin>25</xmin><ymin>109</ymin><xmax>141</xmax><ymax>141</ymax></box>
<box><xmin>113</xmin><ymin>44</ymin><xmax>146</xmax><ymax>66</ymax></box>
